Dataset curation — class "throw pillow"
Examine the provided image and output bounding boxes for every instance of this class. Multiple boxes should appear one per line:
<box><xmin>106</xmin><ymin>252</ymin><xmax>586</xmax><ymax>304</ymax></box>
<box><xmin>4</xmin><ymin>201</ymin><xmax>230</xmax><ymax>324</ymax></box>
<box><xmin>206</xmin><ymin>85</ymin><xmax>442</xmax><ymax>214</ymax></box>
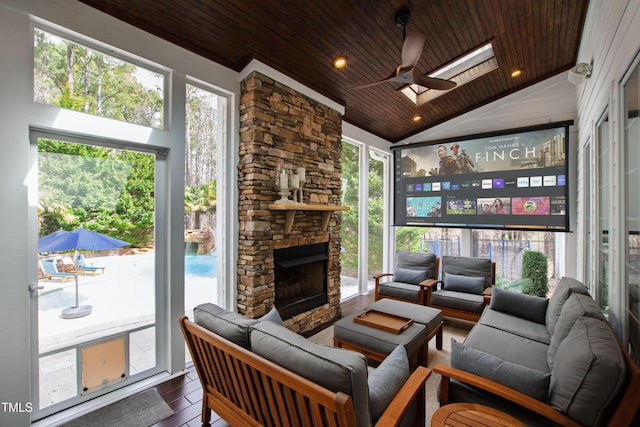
<box><xmin>259</xmin><ymin>306</ymin><xmax>283</xmax><ymax>325</ymax></box>
<box><xmin>490</xmin><ymin>287</ymin><xmax>548</xmax><ymax>324</ymax></box>
<box><xmin>451</xmin><ymin>338</ymin><xmax>550</xmax><ymax>402</ymax></box>
<box><xmin>443</xmin><ymin>273</ymin><xmax>485</xmax><ymax>295</ymax></box>
<box><xmin>193</xmin><ymin>303</ymin><xmax>257</xmax><ymax>349</ymax></box>
<box><xmin>393</xmin><ymin>266</ymin><xmax>428</xmax><ymax>285</ymax></box>
<box><xmin>368</xmin><ymin>345</ymin><xmax>410</xmax><ymax>422</ymax></box>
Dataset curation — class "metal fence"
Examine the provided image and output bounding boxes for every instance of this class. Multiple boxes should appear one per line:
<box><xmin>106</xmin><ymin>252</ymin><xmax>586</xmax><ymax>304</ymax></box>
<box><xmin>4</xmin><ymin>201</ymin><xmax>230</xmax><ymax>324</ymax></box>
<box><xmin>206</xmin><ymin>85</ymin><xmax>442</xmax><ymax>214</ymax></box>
<box><xmin>421</xmin><ymin>236</ymin><xmax>555</xmax><ymax>285</ymax></box>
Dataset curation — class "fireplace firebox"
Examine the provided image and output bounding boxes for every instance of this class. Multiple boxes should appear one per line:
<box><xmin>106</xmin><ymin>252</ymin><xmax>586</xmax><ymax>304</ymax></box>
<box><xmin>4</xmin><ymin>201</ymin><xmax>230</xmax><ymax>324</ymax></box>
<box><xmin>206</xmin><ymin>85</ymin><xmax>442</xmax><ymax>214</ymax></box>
<box><xmin>274</xmin><ymin>243</ymin><xmax>328</xmax><ymax>320</ymax></box>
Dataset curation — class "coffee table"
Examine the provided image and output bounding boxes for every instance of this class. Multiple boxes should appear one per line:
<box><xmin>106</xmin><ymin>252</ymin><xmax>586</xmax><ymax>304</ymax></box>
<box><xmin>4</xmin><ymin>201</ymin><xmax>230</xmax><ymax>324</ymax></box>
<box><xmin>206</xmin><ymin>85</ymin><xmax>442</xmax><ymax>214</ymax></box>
<box><xmin>431</xmin><ymin>403</ymin><xmax>526</xmax><ymax>427</ymax></box>
<box><xmin>333</xmin><ymin>299</ymin><xmax>443</xmax><ymax>367</ymax></box>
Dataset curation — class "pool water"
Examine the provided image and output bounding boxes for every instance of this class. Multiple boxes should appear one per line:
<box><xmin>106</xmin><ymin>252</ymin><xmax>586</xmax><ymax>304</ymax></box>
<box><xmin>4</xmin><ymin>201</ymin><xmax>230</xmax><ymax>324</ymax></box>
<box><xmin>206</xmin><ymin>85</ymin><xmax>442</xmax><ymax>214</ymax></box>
<box><xmin>185</xmin><ymin>255</ymin><xmax>217</xmax><ymax>277</ymax></box>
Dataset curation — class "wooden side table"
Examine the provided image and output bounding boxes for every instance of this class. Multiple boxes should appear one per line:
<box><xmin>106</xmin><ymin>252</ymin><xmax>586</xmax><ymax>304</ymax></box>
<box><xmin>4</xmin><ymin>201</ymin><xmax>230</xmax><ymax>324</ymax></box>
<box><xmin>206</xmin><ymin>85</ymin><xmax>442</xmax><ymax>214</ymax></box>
<box><xmin>431</xmin><ymin>403</ymin><xmax>526</xmax><ymax>427</ymax></box>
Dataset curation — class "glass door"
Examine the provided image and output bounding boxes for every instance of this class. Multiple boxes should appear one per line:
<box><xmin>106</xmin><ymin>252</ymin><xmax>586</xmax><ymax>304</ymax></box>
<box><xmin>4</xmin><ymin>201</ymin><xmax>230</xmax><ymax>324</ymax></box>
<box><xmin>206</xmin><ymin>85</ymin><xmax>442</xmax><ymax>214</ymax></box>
<box><xmin>30</xmin><ymin>135</ymin><xmax>163</xmax><ymax>419</ymax></box>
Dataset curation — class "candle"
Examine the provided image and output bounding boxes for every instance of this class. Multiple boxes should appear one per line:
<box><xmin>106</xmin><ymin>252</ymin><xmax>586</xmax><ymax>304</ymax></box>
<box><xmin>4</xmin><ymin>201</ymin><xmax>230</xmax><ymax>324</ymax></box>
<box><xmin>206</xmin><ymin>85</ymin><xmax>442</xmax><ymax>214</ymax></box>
<box><xmin>297</xmin><ymin>167</ymin><xmax>305</xmax><ymax>182</ymax></box>
<box><xmin>291</xmin><ymin>174</ymin><xmax>299</xmax><ymax>188</ymax></box>
<box><xmin>280</xmin><ymin>169</ymin><xmax>288</xmax><ymax>190</ymax></box>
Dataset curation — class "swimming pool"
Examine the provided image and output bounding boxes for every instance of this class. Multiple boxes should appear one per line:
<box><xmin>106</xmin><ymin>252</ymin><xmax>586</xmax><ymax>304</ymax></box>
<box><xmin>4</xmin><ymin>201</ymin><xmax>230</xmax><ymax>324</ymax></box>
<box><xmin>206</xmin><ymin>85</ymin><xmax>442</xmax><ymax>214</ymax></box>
<box><xmin>185</xmin><ymin>255</ymin><xmax>217</xmax><ymax>277</ymax></box>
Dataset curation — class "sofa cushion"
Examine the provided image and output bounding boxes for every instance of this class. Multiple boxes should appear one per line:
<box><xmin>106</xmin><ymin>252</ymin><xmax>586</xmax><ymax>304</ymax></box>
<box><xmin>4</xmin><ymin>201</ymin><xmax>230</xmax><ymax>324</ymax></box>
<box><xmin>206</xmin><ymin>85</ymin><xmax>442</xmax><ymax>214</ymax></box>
<box><xmin>451</xmin><ymin>339</ymin><xmax>550</xmax><ymax>402</ymax></box>
<box><xmin>547</xmin><ymin>293</ymin><xmax>605</xmax><ymax>369</ymax></box>
<box><xmin>250</xmin><ymin>321</ymin><xmax>371</xmax><ymax>427</ymax></box>
<box><xmin>479</xmin><ymin>308</ymin><xmax>551</xmax><ymax>344</ymax></box>
<box><xmin>464</xmin><ymin>324</ymin><xmax>550</xmax><ymax>373</ymax></box>
<box><xmin>549</xmin><ymin>317</ymin><xmax>627</xmax><ymax>427</ymax></box>
<box><xmin>443</xmin><ymin>273</ymin><xmax>485</xmax><ymax>295</ymax></box>
<box><xmin>490</xmin><ymin>287</ymin><xmax>548</xmax><ymax>324</ymax></box>
<box><xmin>442</xmin><ymin>256</ymin><xmax>493</xmax><ymax>288</ymax></box>
<box><xmin>193</xmin><ymin>303</ymin><xmax>257</xmax><ymax>349</ymax></box>
<box><xmin>368</xmin><ymin>345</ymin><xmax>410</xmax><ymax>422</ymax></box>
<box><xmin>545</xmin><ymin>276</ymin><xmax>590</xmax><ymax>335</ymax></box>
<box><xmin>430</xmin><ymin>290</ymin><xmax>486</xmax><ymax>313</ymax></box>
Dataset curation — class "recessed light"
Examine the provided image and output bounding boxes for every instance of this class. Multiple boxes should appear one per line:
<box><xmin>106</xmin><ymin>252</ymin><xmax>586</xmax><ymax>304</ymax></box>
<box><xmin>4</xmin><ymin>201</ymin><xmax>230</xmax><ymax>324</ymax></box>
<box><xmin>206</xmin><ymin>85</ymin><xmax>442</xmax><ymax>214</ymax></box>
<box><xmin>511</xmin><ymin>69</ymin><xmax>522</xmax><ymax>78</ymax></box>
<box><xmin>412</xmin><ymin>115</ymin><xmax>422</xmax><ymax>122</ymax></box>
<box><xmin>333</xmin><ymin>56</ymin><xmax>347</xmax><ymax>68</ymax></box>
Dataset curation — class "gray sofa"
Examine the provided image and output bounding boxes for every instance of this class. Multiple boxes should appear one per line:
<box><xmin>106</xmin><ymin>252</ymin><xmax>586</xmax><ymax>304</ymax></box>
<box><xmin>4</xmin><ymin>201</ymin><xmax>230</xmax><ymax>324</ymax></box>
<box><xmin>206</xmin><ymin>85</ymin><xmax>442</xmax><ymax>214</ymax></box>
<box><xmin>189</xmin><ymin>303</ymin><xmax>430</xmax><ymax>427</ymax></box>
<box><xmin>434</xmin><ymin>277</ymin><xmax>640</xmax><ymax>427</ymax></box>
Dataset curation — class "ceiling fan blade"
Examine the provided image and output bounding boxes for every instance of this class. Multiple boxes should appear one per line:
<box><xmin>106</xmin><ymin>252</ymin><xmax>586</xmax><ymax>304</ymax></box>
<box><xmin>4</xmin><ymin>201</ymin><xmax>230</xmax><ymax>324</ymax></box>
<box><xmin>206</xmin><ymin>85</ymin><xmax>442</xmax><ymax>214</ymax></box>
<box><xmin>400</xmin><ymin>30</ymin><xmax>426</xmax><ymax>70</ymax></box>
<box><xmin>413</xmin><ymin>72</ymin><xmax>457</xmax><ymax>90</ymax></box>
<box><xmin>349</xmin><ymin>69</ymin><xmax>399</xmax><ymax>89</ymax></box>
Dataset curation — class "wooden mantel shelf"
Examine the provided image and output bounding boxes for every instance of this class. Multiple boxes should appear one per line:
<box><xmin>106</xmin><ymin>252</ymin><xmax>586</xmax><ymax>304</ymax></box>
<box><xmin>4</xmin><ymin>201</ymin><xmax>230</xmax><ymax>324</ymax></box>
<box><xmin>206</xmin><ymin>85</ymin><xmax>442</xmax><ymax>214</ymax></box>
<box><xmin>268</xmin><ymin>204</ymin><xmax>350</xmax><ymax>233</ymax></box>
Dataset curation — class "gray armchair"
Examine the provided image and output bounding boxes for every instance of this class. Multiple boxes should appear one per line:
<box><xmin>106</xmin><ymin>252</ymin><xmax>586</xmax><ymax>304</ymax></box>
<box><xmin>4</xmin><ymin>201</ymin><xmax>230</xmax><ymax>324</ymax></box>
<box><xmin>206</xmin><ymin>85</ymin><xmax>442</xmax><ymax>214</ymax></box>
<box><xmin>425</xmin><ymin>256</ymin><xmax>495</xmax><ymax>322</ymax></box>
<box><xmin>374</xmin><ymin>251</ymin><xmax>439</xmax><ymax>305</ymax></box>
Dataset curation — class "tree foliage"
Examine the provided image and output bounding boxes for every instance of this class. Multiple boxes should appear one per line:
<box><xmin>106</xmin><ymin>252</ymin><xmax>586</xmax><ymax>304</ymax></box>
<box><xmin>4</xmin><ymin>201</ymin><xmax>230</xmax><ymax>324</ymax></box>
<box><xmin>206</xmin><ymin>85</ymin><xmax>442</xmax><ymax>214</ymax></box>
<box><xmin>34</xmin><ymin>29</ymin><xmax>163</xmax><ymax>128</ymax></box>
<box><xmin>38</xmin><ymin>140</ymin><xmax>155</xmax><ymax>247</ymax></box>
<box><xmin>521</xmin><ymin>250</ymin><xmax>549</xmax><ymax>297</ymax></box>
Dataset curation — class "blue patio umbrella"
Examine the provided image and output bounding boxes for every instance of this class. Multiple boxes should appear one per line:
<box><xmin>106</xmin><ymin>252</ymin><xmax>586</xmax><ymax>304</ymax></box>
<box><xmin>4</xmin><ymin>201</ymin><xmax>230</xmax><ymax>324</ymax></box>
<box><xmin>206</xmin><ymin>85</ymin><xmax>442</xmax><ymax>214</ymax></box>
<box><xmin>38</xmin><ymin>227</ymin><xmax>129</xmax><ymax>318</ymax></box>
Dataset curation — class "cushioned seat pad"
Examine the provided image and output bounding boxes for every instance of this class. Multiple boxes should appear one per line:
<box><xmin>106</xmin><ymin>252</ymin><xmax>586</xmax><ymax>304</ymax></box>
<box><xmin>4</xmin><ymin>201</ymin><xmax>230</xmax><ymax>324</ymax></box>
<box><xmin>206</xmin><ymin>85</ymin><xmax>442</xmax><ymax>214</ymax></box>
<box><xmin>479</xmin><ymin>308</ymin><xmax>551</xmax><ymax>344</ymax></box>
<box><xmin>334</xmin><ymin>311</ymin><xmax>427</xmax><ymax>358</ymax></box>
<box><xmin>378</xmin><ymin>281</ymin><xmax>421</xmax><ymax>302</ymax></box>
<box><xmin>463</xmin><ymin>324</ymin><xmax>550</xmax><ymax>373</ymax></box>
<box><xmin>430</xmin><ymin>290</ymin><xmax>485</xmax><ymax>313</ymax></box>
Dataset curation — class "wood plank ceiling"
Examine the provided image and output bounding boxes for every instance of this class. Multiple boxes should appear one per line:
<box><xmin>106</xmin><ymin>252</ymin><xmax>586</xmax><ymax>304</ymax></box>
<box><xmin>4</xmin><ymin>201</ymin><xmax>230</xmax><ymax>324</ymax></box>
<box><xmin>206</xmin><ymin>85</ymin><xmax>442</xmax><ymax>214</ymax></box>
<box><xmin>79</xmin><ymin>0</ymin><xmax>589</xmax><ymax>143</ymax></box>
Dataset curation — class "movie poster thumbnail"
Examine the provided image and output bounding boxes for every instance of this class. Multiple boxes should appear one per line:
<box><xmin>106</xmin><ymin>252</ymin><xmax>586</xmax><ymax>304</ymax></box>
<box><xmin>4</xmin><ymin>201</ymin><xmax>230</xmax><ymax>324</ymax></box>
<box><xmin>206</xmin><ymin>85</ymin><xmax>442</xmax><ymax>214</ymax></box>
<box><xmin>446</xmin><ymin>197</ymin><xmax>477</xmax><ymax>215</ymax></box>
<box><xmin>400</xmin><ymin>126</ymin><xmax>566</xmax><ymax>177</ymax></box>
<box><xmin>511</xmin><ymin>197</ymin><xmax>551</xmax><ymax>215</ymax></box>
<box><xmin>406</xmin><ymin>197</ymin><xmax>442</xmax><ymax>218</ymax></box>
<box><xmin>477</xmin><ymin>197</ymin><xmax>511</xmax><ymax>215</ymax></box>
<box><xmin>550</xmin><ymin>196</ymin><xmax>566</xmax><ymax>215</ymax></box>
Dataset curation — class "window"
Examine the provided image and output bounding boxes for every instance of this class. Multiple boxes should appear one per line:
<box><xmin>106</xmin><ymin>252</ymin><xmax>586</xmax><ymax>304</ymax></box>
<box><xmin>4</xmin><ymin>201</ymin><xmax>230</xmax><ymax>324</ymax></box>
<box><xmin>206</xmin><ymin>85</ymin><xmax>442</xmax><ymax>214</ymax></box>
<box><xmin>184</xmin><ymin>83</ymin><xmax>222</xmax><ymax>312</ymax></box>
<box><xmin>401</xmin><ymin>42</ymin><xmax>498</xmax><ymax>105</ymax></box>
<box><xmin>597</xmin><ymin>114</ymin><xmax>610</xmax><ymax>313</ymax></box>
<box><xmin>623</xmin><ymin>60</ymin><xmax>640</xmax><ymax>364</ymax></box>
<box><xmin>340</xmin><ymin>141</ymin><xmax>360</xmax><ymax>299</ymax></box>
<box><xmin>34</xmin><ymin>27</ymin><xmax>165</xmax><ymax>128</ymax></box>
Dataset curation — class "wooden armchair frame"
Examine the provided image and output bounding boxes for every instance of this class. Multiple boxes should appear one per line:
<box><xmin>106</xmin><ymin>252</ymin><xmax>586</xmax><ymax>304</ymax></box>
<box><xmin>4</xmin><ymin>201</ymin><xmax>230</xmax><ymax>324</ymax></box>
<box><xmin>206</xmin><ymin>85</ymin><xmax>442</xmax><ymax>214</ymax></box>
<box><xmin>374</xmin><ymin>258</ymin><xmax>439</xmax><ymax>305</ymax></box>
<box><xmin>424</xmin><ymin>260</ymin><xmax>496</xmax><ymax>322</ymax></box>
<box><xmin>180</xmin><ymin>316</ymin><xmax>431</xmax><ymax>426</ymax></box>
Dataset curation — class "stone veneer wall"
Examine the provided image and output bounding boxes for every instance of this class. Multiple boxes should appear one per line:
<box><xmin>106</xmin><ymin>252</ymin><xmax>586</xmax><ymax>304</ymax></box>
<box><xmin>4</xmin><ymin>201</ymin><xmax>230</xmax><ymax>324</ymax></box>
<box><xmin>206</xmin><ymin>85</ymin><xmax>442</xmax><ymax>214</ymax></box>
<box><xmin>237</xmin><ymin>71</ymin><xmax>344</xmax><ymax>334</ymax></box>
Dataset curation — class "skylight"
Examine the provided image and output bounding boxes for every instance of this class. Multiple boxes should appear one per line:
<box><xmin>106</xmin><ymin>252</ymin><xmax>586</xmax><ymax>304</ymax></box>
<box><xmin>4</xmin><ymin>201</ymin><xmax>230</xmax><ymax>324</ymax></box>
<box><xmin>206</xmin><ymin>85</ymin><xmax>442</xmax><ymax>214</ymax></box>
<box><xmin>401</xmin><ymin>42</ymin><xmax>498</xmax><ymax>105</ymax></box>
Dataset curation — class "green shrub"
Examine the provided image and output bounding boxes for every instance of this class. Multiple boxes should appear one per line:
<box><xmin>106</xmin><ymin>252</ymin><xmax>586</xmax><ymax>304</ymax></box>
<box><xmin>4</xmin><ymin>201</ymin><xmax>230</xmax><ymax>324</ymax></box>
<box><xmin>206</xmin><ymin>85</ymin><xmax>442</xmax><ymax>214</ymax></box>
<box><xmin>521</xmin><ymin>250</ymin><xmax>549</xmax><ymax>297</ymax></box>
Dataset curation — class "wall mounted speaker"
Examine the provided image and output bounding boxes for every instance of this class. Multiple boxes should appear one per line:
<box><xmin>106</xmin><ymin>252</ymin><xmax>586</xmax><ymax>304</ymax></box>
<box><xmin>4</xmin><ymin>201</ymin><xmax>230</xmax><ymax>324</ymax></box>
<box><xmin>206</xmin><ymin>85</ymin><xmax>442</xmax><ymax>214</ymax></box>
<box><xmin>568</xmin><ymin>62</ymin><xmax>592</xmax><ymax>85</ymax></box>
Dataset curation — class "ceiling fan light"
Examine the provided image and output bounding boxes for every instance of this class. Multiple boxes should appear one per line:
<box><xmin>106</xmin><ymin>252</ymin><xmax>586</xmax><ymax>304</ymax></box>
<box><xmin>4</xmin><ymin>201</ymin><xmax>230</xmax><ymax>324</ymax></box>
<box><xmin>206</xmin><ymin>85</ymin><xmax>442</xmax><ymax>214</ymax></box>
<box><xmin>333</xmin><ymin>57</ymin><xmax>347</xmax><ymax>68</ymax></box>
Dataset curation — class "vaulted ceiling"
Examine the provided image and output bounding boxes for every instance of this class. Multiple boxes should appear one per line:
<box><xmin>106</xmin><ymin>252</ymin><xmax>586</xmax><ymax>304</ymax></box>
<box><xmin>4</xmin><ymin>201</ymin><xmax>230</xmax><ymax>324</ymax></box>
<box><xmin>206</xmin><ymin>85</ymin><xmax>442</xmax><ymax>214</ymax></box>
<box><xmin>79</xmin><ymin>0</ymin><xmax>589</xmax><ymax>143</ymax></box>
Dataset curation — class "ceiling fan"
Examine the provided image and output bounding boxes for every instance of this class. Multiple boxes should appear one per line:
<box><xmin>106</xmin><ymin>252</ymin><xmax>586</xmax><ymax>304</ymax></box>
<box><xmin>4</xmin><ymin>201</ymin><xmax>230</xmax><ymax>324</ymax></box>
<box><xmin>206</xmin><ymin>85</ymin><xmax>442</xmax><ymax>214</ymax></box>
<box><xmin>352</xmin><ymin>10</ymin><xmax>457</xmax><ymax>91</ymax></box>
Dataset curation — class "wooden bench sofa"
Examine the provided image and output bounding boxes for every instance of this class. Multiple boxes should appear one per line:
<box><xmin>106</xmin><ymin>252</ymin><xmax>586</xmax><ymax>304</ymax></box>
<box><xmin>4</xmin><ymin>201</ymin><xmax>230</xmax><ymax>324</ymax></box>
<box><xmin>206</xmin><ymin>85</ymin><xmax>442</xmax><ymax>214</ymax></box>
<box><xmin>180</xmin><ymin>304</ymin><xmax>431</xmax><ymax>427</ymax></box>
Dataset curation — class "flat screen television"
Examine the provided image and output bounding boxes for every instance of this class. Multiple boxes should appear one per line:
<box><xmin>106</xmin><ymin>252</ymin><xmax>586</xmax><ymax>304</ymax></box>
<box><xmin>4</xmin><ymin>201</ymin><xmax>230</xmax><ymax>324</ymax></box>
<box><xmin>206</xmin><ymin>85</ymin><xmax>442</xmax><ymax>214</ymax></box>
<box><xmin>392</xmin><ymin>121</ymin><xmax>571</xmax><ymax>231</ymax></box>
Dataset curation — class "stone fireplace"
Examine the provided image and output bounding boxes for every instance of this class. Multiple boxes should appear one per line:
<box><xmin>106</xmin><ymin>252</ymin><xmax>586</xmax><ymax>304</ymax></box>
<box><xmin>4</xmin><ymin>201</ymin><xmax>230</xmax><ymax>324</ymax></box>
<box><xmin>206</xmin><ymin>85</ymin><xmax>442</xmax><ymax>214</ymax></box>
<box><xmin>237</xmin><ymin>71</ymin><xmax>344</xmax><ymax>334</ymax></box>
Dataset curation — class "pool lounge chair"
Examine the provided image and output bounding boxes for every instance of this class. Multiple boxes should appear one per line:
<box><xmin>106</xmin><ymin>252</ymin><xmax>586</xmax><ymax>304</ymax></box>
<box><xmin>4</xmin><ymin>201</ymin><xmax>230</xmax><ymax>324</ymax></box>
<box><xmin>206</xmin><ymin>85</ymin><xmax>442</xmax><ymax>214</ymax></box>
<box><xmin>77</xmin><ymin>254</ymin><xmax>105</xmax><ymax>276</ymax></box>
<box><xmin>40</xmin><ymin>259</ymin><xmax>74</xmax><ymax>283</ymax></box>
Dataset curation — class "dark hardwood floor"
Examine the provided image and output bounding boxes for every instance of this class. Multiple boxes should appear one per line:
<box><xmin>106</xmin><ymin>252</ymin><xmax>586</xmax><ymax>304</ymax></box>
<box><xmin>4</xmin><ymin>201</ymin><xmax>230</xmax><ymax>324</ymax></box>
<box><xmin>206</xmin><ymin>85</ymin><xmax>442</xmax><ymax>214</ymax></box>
<box><xmin>150</xmin><ymin>292</ymin><xmax>375</xmax><ymax>427</ymax></box>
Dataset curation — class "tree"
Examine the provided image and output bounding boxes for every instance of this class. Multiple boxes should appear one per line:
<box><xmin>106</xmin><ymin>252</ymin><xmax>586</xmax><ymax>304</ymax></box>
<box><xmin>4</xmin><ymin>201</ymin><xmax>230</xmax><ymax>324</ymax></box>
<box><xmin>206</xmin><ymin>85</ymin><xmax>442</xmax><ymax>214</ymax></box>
<box><xmin>185</xmin><ymin>182</ymin><xmax>217</xmax><ymax>230</ymax></box>
<box><xmin>38</xmin><ymin>139</ymin><xmax>156</xmax><ymax>247</ymax></box>
<box><xmin>521</xmin><ymin>250</ymin><xmax>549</xmax><ymax>297</ymax></box>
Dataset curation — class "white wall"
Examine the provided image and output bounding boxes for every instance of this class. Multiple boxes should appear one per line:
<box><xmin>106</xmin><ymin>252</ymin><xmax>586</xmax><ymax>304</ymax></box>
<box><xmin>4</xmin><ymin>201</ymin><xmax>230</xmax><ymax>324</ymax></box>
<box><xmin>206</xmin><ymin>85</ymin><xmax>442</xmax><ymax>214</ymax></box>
<box><xmin>573</xmin><ymin>0</ymin><xmax>640</xmax><ymax>333</ymax></box>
